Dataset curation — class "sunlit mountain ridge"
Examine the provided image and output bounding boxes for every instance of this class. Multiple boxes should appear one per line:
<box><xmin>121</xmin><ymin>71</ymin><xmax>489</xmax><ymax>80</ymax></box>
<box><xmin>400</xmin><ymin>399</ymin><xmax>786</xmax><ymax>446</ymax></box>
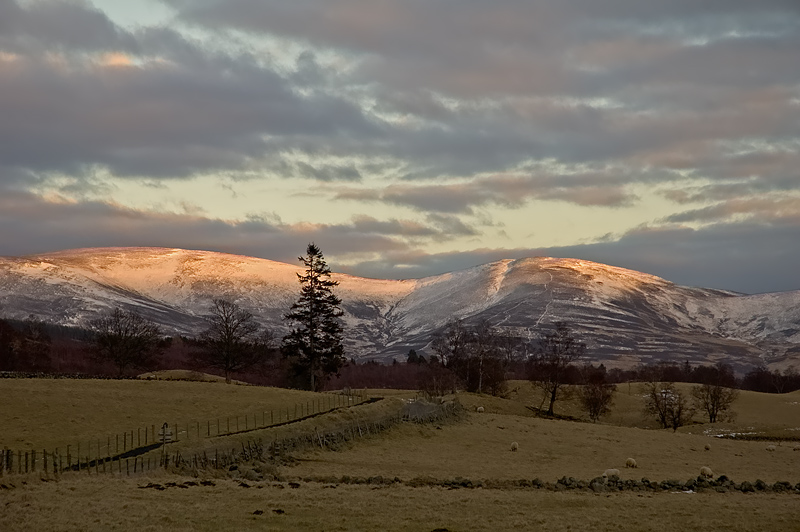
<box><xmin>1</xmin><ymin>247</ymin><xmax>798</xmax><ymax>371</ymax></box>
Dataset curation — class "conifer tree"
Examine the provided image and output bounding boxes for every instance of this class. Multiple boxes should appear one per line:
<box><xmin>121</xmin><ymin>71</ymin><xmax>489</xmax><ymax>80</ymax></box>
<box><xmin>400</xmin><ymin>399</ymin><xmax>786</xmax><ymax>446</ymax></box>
<box><xmin>281</xmin><ymin>243</ymin><xmax>345</xmax><ymax>391</ymax></box>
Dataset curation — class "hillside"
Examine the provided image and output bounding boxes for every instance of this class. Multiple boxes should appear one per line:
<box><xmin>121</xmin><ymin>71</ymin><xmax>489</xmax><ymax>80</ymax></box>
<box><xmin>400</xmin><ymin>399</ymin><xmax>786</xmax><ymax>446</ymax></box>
<box><xmin>1</xmin><ymin>247</ymin><xmax>799</xmax><ymax>370</ymax></box>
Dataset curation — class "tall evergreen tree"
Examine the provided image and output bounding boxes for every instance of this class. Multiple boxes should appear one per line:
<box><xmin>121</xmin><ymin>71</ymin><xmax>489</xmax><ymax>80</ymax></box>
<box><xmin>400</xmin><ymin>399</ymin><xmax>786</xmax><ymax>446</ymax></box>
<box><xmin>281</xmin><ymin>243</ymin><xmax>346</xmax><ymax>391</ymax></box>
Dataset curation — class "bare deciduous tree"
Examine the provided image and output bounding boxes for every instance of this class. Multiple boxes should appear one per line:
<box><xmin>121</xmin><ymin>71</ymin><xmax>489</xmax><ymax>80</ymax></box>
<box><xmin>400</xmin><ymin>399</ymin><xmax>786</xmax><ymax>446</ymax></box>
<box><xmin>89</xmin><ymin>308</ymin><xmax>164</xmax><ymax>376</ymax></box>
<box><xmin>691</xmin><ymin>364</ymin><xmax>739</xmax><ymax>423</ymax></box>
<box><xmin>194</xmin><ymin>299</ymin><xmax>267</xmax><ymax>384</ymax></box>
<box><xmin>579</xmin><ymin>364</ymin><xmax>616</xmax><ymax>422</ymax></box>
<box><xmin>692</xmin><ymin>383</ymin><xmax>739</xmax><ymax>423</ymax></box>
<box><xmin>643</xmin><ymin>380</ymin><xmax>694</xmax><ymax>431</ymax></box>
<box><xmin>529</xmin><ymin>322</ymin><xmax>585</xmax><ymax>416</ymax></box>
<box><xmin>430</xmin><ymin>320</ymin><xmax>514</xmax><ymax>396</ymax></box>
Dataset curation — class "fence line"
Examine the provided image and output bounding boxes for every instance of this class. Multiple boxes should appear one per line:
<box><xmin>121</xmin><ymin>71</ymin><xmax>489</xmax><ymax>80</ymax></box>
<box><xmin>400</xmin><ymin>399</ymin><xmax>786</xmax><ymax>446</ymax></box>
<box><xmin>151</xmin><ymin>400</ymin><xmax>459</xmax><ymax>475</ymax></box>
<box><xmin>0</xmin><ymin>390</ymin><xmax>366</xmax><ymax>477</ymax></box>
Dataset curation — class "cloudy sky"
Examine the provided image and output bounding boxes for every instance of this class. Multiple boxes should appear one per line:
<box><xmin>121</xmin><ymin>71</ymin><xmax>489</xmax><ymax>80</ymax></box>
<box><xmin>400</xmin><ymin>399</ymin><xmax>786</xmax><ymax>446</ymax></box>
<box><xmin>1</xmin><ymin>0</ymin><xmax>798</xmax><ymax>294</ymax></box>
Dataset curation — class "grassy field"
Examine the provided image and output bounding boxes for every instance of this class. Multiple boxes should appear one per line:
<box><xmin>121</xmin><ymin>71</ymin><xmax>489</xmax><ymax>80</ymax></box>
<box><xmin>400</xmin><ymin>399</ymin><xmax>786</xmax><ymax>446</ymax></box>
<box><xmin>290</xmin><ymin>408</ymin><xmax>800</xmax><ymax>483</ymax></box>
<box><xmin>1</xmin><ymin>377</ymin><xmax>799</xmax><ymax>531</ymax></box>
<box><xmin>2</xmin><ymin>475</ymin><xmax>799</xmax><ymax>532</ymax></box>
<box><xmin>0</xmin><ymin>377</ymin><xmax>340</xmax><ymax>450</ymax></box>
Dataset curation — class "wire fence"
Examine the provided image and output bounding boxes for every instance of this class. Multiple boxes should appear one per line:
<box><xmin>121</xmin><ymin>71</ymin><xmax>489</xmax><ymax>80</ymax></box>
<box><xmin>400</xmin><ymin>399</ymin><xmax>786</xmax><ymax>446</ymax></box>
<box><xmin>0</xmin><ymin>390</ymin><xmax>366</xmax><ymax>477</ymax></box>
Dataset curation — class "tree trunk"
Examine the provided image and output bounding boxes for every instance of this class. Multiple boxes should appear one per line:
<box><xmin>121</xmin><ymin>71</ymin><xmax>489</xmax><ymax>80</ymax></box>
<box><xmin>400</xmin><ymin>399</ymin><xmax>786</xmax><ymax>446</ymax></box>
<box><xmin>547</xmin><ymin>387</ymin><xmax>557</xmax><ymax>416</ymax></box>
<box><xmin>477</xmin><ymin>353</ymin><xmax>483</xmax><ymax>395</ymax></box>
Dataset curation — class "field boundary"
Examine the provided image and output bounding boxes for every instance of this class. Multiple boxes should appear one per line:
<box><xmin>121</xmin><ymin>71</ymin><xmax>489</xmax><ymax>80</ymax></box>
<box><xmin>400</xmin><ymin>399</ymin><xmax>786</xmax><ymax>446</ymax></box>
<box><xmin>0</xmin><ymin>390</ymin><xmax>367</xmax><ymax>477</ymax></box>
<box><xmin>163</xmin><ymin>398</ymin><xmax>462</xmax><ymax>474</ymax></box>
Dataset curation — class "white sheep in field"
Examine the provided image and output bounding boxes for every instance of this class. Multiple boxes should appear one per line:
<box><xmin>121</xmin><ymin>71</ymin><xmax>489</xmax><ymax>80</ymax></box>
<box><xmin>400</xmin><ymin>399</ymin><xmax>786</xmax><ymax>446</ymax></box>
<box><xmin>625</xmin><ymin>458</ymin><xmax>637</xmax><ymax>469</ymax></box>
<box><xmin>602</xmin><ymin>468</ymin><xmax>620</xmax><ymax>479</ymax></box>
<box><xmin>476</xmin><ymin>406</ymin><xmax>485</xmax><ymax>413</ymax></box>
<box><xmin>510</xmin><ymin>441</ymin><xmax>519</xmax><ymax>452</ymax></box>
<box><xmin>700</xmin><ymin>466</ymin><xmax>714</xmax><ymax>479</ymax></box>
<box><xmin>793</xmin><ymin>444</ymin><xmax>800</xmax><ymax>452</ymax></box>
<box><xmin>766</xmin><ymin>444</ymin><xmax>777</xmax><ymax>452</ymax></box>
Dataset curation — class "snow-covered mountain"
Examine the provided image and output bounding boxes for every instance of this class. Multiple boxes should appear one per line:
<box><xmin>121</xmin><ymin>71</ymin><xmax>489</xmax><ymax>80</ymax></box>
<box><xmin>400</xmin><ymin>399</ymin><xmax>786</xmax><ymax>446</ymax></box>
<box><xmin>1</xmin><ymin>247</ymin><xmax>798</xmax><ymax>371</ymax></box>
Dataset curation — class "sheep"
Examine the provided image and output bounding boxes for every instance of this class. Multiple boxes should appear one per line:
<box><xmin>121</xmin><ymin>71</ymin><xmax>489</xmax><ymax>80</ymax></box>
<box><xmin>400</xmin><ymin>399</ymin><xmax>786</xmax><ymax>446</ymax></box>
<box><xmin>602</xmin><ymin>468</ymin><xmax>620</xmax><ymax>479</ymax></box>
<box><xmin>793</xmin><ymin>444</ymin><xmax>800</xmax><ymax>452</ymax></box>
<box><xmin>476</xmin><ymin>406</ymin><xmax>485</xmax><ymax>413</ymax></box>
<box><xmin>704</xmin><ymin>444</ymin><xmax>711</xmax><ymax>451</ymax></box>
<box><xmin>766</xmin><ymin>444</ymin><xmax>776</xmax><ymax>452</ymax></box>
<box><xmin>625</xmin><ymin>458</ymin><xmax>637</xmax><ymax>469</ymax></box>
<box><xmin>699</xmin><ymin>466</ymin><xmax>714</xmax><ymax>479</ymax></box>
<box><xmin>510</xmin><ymin>441</ymin><xmax>519</xmax><ymax>452</ymax></box>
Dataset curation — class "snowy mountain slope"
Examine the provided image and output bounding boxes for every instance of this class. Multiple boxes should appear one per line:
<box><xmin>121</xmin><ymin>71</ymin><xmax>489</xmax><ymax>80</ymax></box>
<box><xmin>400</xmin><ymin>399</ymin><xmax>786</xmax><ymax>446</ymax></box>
<box><xmin>0</xmin><ymin>247</ymin><xmax>798</xmax><ymax>370</ymax></box>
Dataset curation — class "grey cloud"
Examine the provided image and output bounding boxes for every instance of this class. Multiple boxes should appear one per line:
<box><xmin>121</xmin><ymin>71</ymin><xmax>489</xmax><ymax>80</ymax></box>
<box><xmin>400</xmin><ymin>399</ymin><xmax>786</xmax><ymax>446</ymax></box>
<box><xmin>425</xmin><ymin>214</ymin><xmax>479</xmax><ymax>237</ymax></box>
<box><xmin>0</xmin><ymin>25</ymin><xmax>382</xmax><ymax>180</ymax></box>
<box><xmin>348</xmin><ymin>216</ymin><xmax>437</xmax><ymax>237</ymax></box>
<box><xmin>334</xmin><ymin>173</ymin><xmax>640</xmax><ymax>213</ymax></box>
<box><xmin>665</xmin><ymin>197</ymin><xmax>800</xmax><ymax>224</ymax></box>
<box><xmin>164</xmin><ymin>0</ymin><xmax>800</xmax><ymax>182</ymax></box>
<box><xmin>170</xmin><ymin>0</ymin><xmax>800</xmax><ymax>96</ymax></box>
<box><xmin>295</xmin><ymin>162</ymin><xmax>361</xmax><ymax>182</ymax></box>
<box><xmin>0</xmin><ymin>0</ymin><xmax>139</xmax><ymax>54</ymax></box>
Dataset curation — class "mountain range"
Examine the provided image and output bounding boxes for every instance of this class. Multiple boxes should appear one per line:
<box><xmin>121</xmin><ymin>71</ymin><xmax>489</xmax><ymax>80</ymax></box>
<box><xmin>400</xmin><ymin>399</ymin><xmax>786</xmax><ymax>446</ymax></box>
<box><xmin>1</xmin><ymin>247</ymin><xmax>798</xmax><ymax>372</ymax></box>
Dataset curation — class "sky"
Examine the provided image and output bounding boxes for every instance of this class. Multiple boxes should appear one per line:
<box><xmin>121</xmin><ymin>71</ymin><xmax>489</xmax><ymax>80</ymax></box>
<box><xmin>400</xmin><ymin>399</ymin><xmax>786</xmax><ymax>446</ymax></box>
<box><xmin>0</xmin><ymin>0</ymin><xmax>798</xmax><ymax>294</ymax></box>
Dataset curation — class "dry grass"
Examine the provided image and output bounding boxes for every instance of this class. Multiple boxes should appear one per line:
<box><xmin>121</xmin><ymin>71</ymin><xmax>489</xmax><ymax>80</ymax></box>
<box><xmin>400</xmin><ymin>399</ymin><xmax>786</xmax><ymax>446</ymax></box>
<box><xmin>291</xmin><ymin>410</ymin><xmax>800</xmax><ymax>483</ymax></box>
<box><xmin>1</xmin><ymin>475</ymin><xmax>798</xmax><ymax>532</ymax></box>
<box><xmin>135</xmin><ymin>369</ymin><xmax>250</xmax><ymax>384</ymax></box>
<box><xmin>2</xmin><ymin>378</ymin><xmax>800</xmax><ymax>531</ymax></box>
<box><xmin>0</xmin><ymin>378</ymin><xmax>336</xmax><ymax>450</ymax></box>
